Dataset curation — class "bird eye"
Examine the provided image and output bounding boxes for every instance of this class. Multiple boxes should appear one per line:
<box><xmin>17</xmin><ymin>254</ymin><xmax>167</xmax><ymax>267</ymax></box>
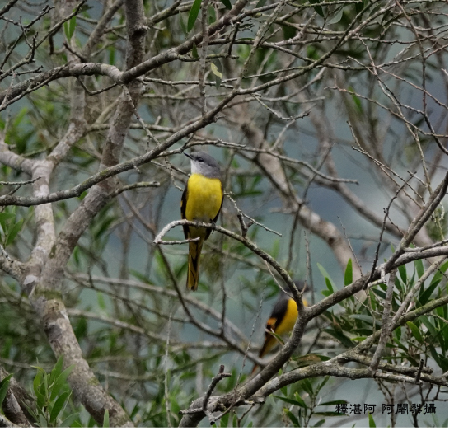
<box><xmin>198</xmin><ymin>157</ymin><xmax>204</xmax><ymax>162</ymax></box>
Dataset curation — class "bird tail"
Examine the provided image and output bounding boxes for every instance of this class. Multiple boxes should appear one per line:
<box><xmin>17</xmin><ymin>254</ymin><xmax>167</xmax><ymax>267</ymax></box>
<box><xmin>258</xmin><ymin>335</ymin><xmax>275</xmax><ymax>359</ymax></box>
<box><xmin>186</xmin><ymin>238</ymin><xmax>203</xmax><ymax>291</ymax></box>
<box><xmin>251</xmin><ymin>335</ymin><xmax>274</xmax><ymax>375</ymax></box>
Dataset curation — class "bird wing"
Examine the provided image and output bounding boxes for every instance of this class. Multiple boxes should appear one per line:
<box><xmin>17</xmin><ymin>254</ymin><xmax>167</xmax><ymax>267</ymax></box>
<box><xmin>180</xmin><ymin>183</ymin><xmax>189</xmax><ymax>239</ymax></box>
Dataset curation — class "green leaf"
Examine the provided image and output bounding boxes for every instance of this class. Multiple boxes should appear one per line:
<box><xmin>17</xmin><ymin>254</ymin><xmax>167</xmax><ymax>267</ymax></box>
<box><xmin>130</xmin><ymin>403</ymin><xmax>139</xmax><ymax>419</ymax></box>
<box><xmin>284</xmin><ymin>408</ymin><xmax>300</xmax><ymax>427</ymax></box>
<box><xmin>324</xmin><ymin>277</ymin><xmax>334</xmax><ymax>293</ymax></box>
<box><xmin>179</xmin><ymin>13</ymin><xmax>187</xmax><ymax>34</ymax></box>
<box><xmin>33</xmin><ymin>368</ymin><xmax>44</xmax><ymax>399</ymax></box>
<box><xmin>438</xmin><ymin>313</ymin><xmax>448</xmax><ymax>346</ymax></box>
<box><xmin>280</xmin><ymin>385</ymin><xmax>288</xmax><ymax>396</ymax></box>
<box><xmin>39</xmin><ymin>414</ymin><xmax>47</xmax><ymax>427</ymax></box>
<box><xmin>406</xmin><ymin>321</ymin><xmax>423</xmax><ymax>343</ymax></box>
<box><xmin>74</xmin><ymin>317</ymin><xmax>88</xmax><ymax>339</ymax></box>
<box><xmin>108</xmin><ymin>46</ymin><xmax>116</xmax><ymax>65</ymax></box>
<box><xmin>63</xmin><ymin>21</ymin><xmax>69</xmax><ymax>40</ymax></box>
<box><xmin>191</xmin><ymin>44</ymin><xmax>199</xmax><ymax>59</ymax></box>
<box><xmin>314</xmin><ymin>5</ymin><xmax>324</xmax><ymax>16</ymax></box>
<box><xmin>220</xmin><ymin>0</ymin><xmax>232</xmax><ymax>9</ymax></box>
<box><xmin>344</xmin><ymin>259</ymin><xmax>353</xmax><ymax>286</ymax></box>
<box><xmin>170</xmin><ymin>395</ymin><xmax>180</xmax><ymax>416</ymax></box>
<box><xmin>13</xmin><ymin>108</ymin><xmax>28</xmax><ymax>128</ymax></box>
<box><xmin>430</xmin><ymin>268</ymin><xmax>445</xmax><ymax>288</ymax></box>
<box><xmin>439</xmin><ymin>260</ymin><xmax>448</xmax><ymax>274</ymax></box>
<box><xmin>418</xmin><ymin>316</ymin><xmax>438</xmax><ymax>338</ymax></box>
<box><xmin>68</xmin><ymin>16</ymin><xmax>77</xmax><ymax>40</ymax></box>
<box><xmin>1</xmin><ymin>338</ymin><xmax>12</xmax><ymax>359</ymax></box>
<box><xmin>437</xmin><ymin>355</ymin><xmax>448</xmax><ymax>372</ymax></box>
<box><xmin>317</xmin><ymin>263</ymin><xmax>335</xmax><ymax>293</ymax></box>
<box><xmin>43</xmin><ymin>371</ymin><xmax>49</xmax><ymax>398</ymax></box>
<box><xmin>307</xmin><ymin>45</ymin><xmax>319</xmax><ymax>60</ymax></box>
<box><xmin>208</xmin><ymin>5</ymin><xmax>216</xmax><ymax>24</ymax></box>
<box><xmin>395</xmin><ymin>277</ymin><xmax>405</xmax><ymax>296</ymax></box>
<box><xmin>35</xmin><ymin>387</ymin><xmax>45</xmax><ymax>411</ymax></box>
<box><xmin>97</xmin><ymin>292</ymin><xmax>106</xmax><ymax>311</ymax></box>
<box><xmin>318</xmin><ymin>377</ymin><xmax>330</xmax><ymax>395</ymax></box>
<box><xmin>309</xmin><ymin>0</ymin><xmax>324</xmax><ymax>17</ymax></box>
<box><xmin>414</xmin><ymin>259</ymin><xmax>424</xmax><ymax>278</ymax></box>
<box><xmin>64</xmin><ymin>16</ymin><xmax>77</xmax><ymax>41</ymax></box>
<box><xmin>350</xmin><ymin>314</ymin><xmax>382</xmax><ymax>327</ymax></box>
<box><xmin>355</xmin><ymin>0</ymin><xmax>365</xmax><ymax>13</ymax></box>
<box><xmin>282</xmin><ymin>24</ymin><xmax>297</xmax><ymax>40</ymax></box>
<box><xmin>187</xmin><ymin>0</ymin><xmax>202</xmax><ymax>32</ymax></box>
<box><xmin>324</xmin><ymin>328</ymin><xmax>353</xmax><ymax>348</ymax></box>
<box><xmin>129</xmin><ymin>269</ymin><xmax>150</xmax><ymax>283</ymax></box>
<box><xmin>427</xmin><ymin>342</ymin><xmax>440</xmax><ymax>366</ymax></box>
<box><xmin>320</xmin><ymin>400</ymin><xmax>349</xmax><ymax>405</ymax></box>
<box><xmin>5</xmin><ymin>219</ymin><xmax>24</xmax><ymax>247</ymax></box>
<box><xmin>301</xmin><ymin>379</ymin><xmax>314</xmax><ymax>396</ymax></box>
<box><xmin>0</xmin><ymin>212</ymin><xmax>15</xmax><ymax>231</ymax></box>
<box><xmin>49</xmin><ymin>356</ymin><xmax>64</xmax><ymax>386</ymax></box>
<box><xmin>49</xmin><ymin>390</ymin><xmax>71</xmax><ymax>424</ymax></box>
<box><xmin>352</xmin><ymin>332</ymin><xmax>371</xmax><ymax>338</ymax></box>
<box><xmin>434</xmin><ymin>329</ymin><xmax>447</xmax><ymax>353</ymax></box>
<box><xmin>275</xmin><ymin>395</ymin><xmax>307</xmax><ymax>408</ymax></box>
<box><xmin>419</xmin><ymin>280</ymin><xmax>440</xmax><ymax>306</ymax></box>
<box><xmin>50</xmin><ymin>365</ymin><xmax>75</xmax><ymax>402</ymax></box>
<box><xmin>436</xmin><ymin>301</ymin><xmax>447</xmax><ymax>320</ymax></box>
<box><xmin>103</xmin><ymin>409</ymin><xmax>110</xmax><ymax>428</ymax></box>
<box><xmin>294</xmin><ymin>353</ymin><xmax>329</xmax><ymax>367</ymax></box>
<box><xmin>371</xmin><ymin>287</ymin><xmax>386</xmax><ymax>299</ymax></box>
<box><xmin>232</xmin><ymin>413</ymin><xmax>238</xmax><ymax>427</ymax></box>
<box><xmin>0</xmin><ymin>374</ymin><xmax>13</xmax><ymax>406</ymax></box>
<box><xmin>22</xmin><ymin>401</ymin><xmax>38</xmax><ymax>423</ymax></box>
<box><xmin>293</xmin><ymin>392</ymin><xmax>307</xmax><ymax>409</ymax></box>
<box><xmin>61</xmin><ymin>413</ymin><xmax>80</xmax><ymax>427</ymax></box>
<box><xmin>328</xmin><ymin>8</ymin><xmax>344</xmax><ymax>24</ymax></box>
<box><xmin>348</xmin><ymin>86</ymin><xmax>363</xmax><ymax>114</ymax></box>
<box><xmin>220</xmin><ymin>412</ymin><xmax>229</xmax><ymax>427</ymax></box>
<box><xmin>15</xmin><ymin>130</ymin><xmax>33</xmax><ymax>154</ymax></box>
<box><xmin>211</xmin><ymin>60</ymin><xmax>223</xmax><ymax>88</ymax></box>
<box><xmin>398</xmin><ymin>264</ymin><xmax>407</xmax><ymax>284</ymax></box>
<box><xmin>368</xmin><ymin>412</ymin><xmax>376</xmax><ymax>428</ymax></box>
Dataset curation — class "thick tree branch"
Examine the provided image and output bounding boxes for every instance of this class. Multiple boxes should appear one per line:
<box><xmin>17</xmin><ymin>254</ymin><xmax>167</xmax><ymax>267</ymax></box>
<box><xmin>23</xmin><ymin>0</ymin><xmax>147</xmax><ymax>426</ymax></box>
<box><xmin>0</xmin><ymin>367</ymin><xmax>36</xmax><ymax>426</ymax></box>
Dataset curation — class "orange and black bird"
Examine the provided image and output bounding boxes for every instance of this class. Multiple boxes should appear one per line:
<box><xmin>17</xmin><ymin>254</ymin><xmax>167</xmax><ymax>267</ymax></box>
<box><xmin>180</xmin><ymin>151</ymin><xmax>223</xmax><ymax>291</ymax></box>
<box><xmin>256</xmin><ymin>281</ymin><xmax>308</xmax><ymax>368</ymax></box>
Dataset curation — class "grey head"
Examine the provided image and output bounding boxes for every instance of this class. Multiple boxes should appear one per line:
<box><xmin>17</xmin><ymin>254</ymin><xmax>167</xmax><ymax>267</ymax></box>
<box><xmin>185</xmin><ymin>151</ymin><xmax>221</xmax><ymax>179</ymax></box>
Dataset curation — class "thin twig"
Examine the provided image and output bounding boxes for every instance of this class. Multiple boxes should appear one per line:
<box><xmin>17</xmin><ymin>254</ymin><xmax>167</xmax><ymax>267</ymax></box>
<box><xmin>202</xmin><ymin>365</ymin><xmax>232</xmax><ymax>423</ymax></box>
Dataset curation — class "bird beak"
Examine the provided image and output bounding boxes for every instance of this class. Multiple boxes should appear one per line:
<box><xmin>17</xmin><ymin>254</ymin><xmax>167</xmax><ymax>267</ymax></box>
<box><xmin>184</xmin><ymin>152</ymin><xmax>191</xmax><ymax>159</ymax></box>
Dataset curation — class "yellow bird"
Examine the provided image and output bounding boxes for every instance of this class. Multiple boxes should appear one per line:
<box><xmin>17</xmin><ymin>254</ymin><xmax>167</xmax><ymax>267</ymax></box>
<box><xmin>180</xmin><ymin>151</ymin><xmax>223</xmax><ymax>291</ymax></box>
<box><xmin>253</xmin><ymin>281</ymin><xmax>308</xmax><ymax>372</ymax></box>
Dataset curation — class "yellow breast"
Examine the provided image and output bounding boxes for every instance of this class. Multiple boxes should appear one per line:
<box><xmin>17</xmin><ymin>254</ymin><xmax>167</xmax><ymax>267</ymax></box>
<box><xmin>276</xmin><ymin>299</ymin><xmax>298</xmax><ymax>335</ymax></box>
<box><xmin>185</xmin><ymin>174</ymin><xmax>223</xmax><ymax>222</ymax></box>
